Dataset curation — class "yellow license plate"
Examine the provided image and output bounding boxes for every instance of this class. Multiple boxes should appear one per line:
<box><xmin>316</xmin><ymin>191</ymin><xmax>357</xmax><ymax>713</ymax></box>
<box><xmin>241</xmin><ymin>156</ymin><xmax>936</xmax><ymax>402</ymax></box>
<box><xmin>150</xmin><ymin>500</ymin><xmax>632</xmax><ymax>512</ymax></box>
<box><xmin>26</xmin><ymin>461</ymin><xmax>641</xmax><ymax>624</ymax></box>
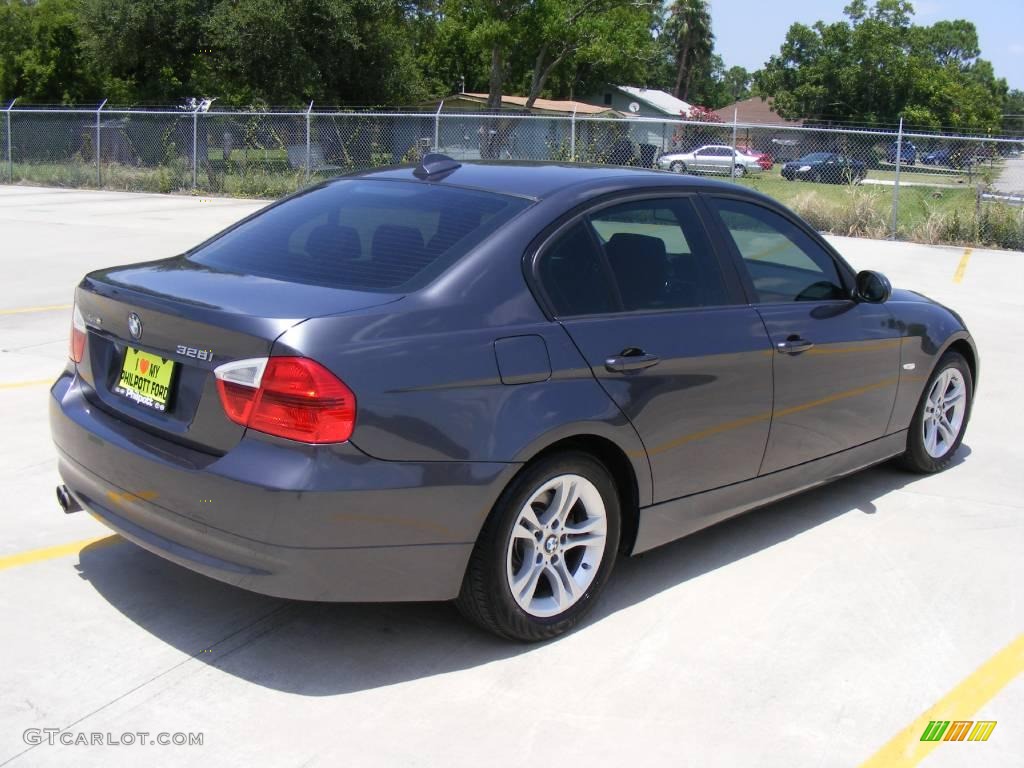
<box><xmin>115</xmin><ymin>347</ymin><xmax>175</xmax><ymax>411</ymax></box>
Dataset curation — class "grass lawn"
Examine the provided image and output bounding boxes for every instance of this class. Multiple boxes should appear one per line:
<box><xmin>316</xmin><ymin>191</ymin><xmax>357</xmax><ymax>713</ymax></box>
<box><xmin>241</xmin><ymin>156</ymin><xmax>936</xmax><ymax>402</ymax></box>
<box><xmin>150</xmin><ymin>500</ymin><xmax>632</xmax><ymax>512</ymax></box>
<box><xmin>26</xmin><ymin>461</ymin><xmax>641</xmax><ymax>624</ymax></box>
<box><xmin>9</xmin><ymin>161</ymin><xmax>307</xmax><ymax>197</ymax></box>
<box><xmin>206</xmin><ymin>147</ymin><xmax>289</xmax><ymax>164</ymax></box>
<box><xmin>736</xmin><ymin>174</ymin><xmax>975</xmax><ymax>228</ymax></box>
<box><xmin>733</xmin><ymin>174</ymin><xmax>1021</xmax><ymax>248</ymax></box>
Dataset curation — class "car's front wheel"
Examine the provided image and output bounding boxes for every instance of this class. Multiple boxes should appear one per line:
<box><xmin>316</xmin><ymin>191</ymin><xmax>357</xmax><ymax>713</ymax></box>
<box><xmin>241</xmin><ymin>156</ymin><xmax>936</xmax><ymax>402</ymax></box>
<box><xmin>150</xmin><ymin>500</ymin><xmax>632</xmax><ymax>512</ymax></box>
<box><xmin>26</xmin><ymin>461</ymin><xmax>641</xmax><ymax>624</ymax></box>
<box><xmin>669</xmin><ymin>161</ymin><xmax>686</xmax><ymax>174</ymax></box>
<box><xmin>456</xmin><ymin>452</ymin><xmax>621</xmax><ymax>641</ymax></box>
<box><xmin>900</xmin><ymin>351</ymin><xmax>973</xmax><ymax>473</ymax></box>
<box><xmin>733</xmin><ymin>164</ymin><xmax>746</xmax><ymax>178</ymax></box>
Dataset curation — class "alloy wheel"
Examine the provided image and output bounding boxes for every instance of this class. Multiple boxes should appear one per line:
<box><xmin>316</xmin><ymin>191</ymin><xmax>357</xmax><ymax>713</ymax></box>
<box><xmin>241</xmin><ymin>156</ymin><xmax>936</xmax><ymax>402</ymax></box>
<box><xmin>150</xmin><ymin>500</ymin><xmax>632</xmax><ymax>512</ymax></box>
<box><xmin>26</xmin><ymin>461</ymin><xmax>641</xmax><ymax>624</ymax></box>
<box><xmin>922</xmin><ymin>368</ymin><xmax>967</xmax><ymax>458</ymax></box>
<box><xmin>505</xmin><ymin>474</ymin><xmax>607</xmax><ymax>618</ymax></box>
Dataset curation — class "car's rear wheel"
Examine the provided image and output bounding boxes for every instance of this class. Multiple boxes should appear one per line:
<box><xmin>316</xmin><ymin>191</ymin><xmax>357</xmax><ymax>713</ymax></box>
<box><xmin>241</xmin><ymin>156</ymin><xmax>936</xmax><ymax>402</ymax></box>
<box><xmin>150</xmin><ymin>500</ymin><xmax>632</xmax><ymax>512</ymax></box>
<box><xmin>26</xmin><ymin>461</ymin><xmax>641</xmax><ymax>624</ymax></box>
<box><xmin>669</xmin><ymin>161</ymin><xmax>686</xmax><ymax>174</ymax></box>
<box><xmin>456</xmin><ymin>452</ymin><xmax>621</xmax><ymax>642</ymax></box>
<box><xmin>900</xmin><ymin>351</ymin><xmax>972</xmax><ymax>473</ymax></box>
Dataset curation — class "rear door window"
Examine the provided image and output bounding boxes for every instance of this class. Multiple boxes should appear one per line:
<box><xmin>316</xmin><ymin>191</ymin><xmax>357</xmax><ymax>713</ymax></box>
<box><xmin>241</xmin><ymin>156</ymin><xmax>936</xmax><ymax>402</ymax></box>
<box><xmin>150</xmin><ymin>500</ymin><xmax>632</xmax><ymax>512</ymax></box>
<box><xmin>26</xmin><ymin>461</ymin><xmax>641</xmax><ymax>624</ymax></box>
<box><xmin>588</xmin><ymin>199</ymin><xmax>731</xmax><ymax>311</ymax></box>
<box><xmin>190</xmin><ymin>180</ymin><xmax>529</xmax><ymax>292</ymax></box>
<box><xmin>536</xmin><ymin>197</ymin><xmax>734</xmax><ymax>316</ymax></box>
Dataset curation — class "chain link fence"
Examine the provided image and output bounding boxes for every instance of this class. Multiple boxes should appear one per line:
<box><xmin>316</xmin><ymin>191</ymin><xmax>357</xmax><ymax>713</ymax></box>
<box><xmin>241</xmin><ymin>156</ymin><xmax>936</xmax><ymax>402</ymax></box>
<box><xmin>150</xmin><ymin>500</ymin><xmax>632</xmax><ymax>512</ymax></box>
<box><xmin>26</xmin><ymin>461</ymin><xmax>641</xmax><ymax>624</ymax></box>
<box><xmin>3</xmin><ymin>103</ymin><xmax>1023</xmax><ymax>249</ymax></box>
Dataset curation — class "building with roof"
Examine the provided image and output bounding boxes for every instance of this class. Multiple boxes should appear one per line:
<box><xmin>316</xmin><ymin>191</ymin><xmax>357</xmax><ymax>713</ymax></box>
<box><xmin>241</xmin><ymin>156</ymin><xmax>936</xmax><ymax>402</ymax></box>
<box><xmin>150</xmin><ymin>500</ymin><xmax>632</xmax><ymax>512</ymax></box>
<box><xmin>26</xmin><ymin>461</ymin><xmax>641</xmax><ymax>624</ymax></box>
<box><xmin>712</xmin><ymin>97</ymin><xmax>808</xmax><ymax>163</ymax></box>
<box><xmin>713</xmin><ymin>97</ymin><xmax>803</xmax><ymax>126</ymax></box>
<box><xmin>583</xmin><ymin>86</ymin><xmax>694</xmax><ymax>119</ymax></box>
<box><xmin>440</xmin><ymin>92</ymin><xmax>617</xmax><ymax>117</ymax></box>
<box><xmin>578</xmin><ymin>86</ymin><xmax>700</xmax><ymax>155</ymax></box>
<box><xmin>405</xmin><ymin>92</ymin><xmax>622</xmax><ymax>164</ymax></box>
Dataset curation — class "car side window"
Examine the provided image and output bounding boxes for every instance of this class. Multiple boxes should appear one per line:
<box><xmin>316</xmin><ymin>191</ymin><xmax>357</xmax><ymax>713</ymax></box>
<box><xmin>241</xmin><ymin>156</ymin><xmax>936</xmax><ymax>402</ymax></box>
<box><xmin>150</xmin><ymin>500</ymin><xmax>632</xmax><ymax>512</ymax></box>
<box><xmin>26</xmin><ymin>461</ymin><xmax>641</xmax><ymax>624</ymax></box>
<box><xmin>586</xmin><ymin>198</ymin><xmax>731</xmax><ymax>311</ymax></box>
<box><xmin>536</xmin><ymin>222</ymin><xmax>617</xmax><ymax>317</ymax></box>
<box><xmin>709</xmin><ymin>197</ymin><xmax>848</xmax><ymax>303</ymax></box>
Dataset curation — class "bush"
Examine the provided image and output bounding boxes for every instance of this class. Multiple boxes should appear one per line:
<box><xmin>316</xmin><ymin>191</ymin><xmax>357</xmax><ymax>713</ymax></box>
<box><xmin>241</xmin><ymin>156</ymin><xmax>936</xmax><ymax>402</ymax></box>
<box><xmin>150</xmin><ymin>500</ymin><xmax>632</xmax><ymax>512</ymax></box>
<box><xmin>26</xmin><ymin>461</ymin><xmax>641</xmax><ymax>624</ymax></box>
<box><xmin>788</xmin><ymin>189</ymin><xmax>889</xmax><ymax>239</ymax></box>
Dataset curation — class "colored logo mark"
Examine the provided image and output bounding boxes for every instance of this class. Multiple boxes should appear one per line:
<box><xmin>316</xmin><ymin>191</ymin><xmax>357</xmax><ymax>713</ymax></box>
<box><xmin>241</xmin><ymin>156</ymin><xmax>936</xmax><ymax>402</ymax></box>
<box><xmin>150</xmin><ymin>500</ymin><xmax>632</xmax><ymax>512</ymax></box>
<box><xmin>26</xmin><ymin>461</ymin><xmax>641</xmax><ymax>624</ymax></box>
<box><xmin>920</xmin><ymin>720</ymin><xmax>997</xmax><ymax>742</ymax></box>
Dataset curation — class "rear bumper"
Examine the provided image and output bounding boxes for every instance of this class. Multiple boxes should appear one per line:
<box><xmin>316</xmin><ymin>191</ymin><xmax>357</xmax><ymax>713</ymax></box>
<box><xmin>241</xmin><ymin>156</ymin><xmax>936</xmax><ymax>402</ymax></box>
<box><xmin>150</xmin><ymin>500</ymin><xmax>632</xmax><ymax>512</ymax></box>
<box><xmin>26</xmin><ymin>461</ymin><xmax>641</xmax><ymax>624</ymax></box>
<box><xmin>50</xmin><ymin>372</ymin><xmax>517</xmax><ymax>601</ymax></box>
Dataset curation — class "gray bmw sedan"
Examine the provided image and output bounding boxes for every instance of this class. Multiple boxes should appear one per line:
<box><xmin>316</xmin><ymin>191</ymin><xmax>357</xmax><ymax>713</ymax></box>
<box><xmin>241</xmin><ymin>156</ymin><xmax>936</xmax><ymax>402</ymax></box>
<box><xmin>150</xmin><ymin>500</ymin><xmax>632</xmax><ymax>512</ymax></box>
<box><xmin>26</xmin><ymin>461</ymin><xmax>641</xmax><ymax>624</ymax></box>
<box><xmin>51</xmin><ymin>155</ymin><xmax>977</xmax><ymax>641</ymax></box>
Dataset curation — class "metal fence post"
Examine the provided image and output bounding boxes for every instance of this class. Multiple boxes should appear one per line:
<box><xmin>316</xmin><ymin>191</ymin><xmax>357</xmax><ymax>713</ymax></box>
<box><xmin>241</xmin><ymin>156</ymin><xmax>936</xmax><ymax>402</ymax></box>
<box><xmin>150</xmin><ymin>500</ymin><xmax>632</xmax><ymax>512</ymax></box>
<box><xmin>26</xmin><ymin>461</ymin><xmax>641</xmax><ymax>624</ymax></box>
<box><xmin>305</xmin><ymin>101</ymin><xmax>313</xmax><ymax>184</ymax></box>
<box><xmin>570</xmin><ymin>107</ymin><xmax>577</xmax><ymax>162</ymax></box>
<box><xmin>191</xmin><ymin>108</ymin><xmax>199</xmax><ymax>189</ymax></box>
<box><xmin>730</xmin><ymin>107</ymin><xmax>739</xmax><ymax>180</ymax></box>
<box><xmin>433</xmin><ymin>100</ymin><xmax>444</xmax><ymax>151</ymax></box>
<box><xmin>890</xmin><ymin>116</ymin><xmax>903</xmax><ymax>239</ymax></box>
<box><xmin>95</xmin><ymin>99</ymin><xmax>107</xmax><ymax>187</ymax></box>
<box><xmin>4</xmin><ymin>98</ymin><xmax>15</xmax><ymax>184</ymax></box>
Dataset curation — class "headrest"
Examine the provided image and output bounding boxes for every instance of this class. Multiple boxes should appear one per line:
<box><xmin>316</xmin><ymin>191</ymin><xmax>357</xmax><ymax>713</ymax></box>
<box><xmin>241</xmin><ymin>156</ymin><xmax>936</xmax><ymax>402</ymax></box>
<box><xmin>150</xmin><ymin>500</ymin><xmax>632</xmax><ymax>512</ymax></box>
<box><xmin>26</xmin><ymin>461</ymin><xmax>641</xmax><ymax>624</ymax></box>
<box><xmin>605</xmin><ymin>233</ymin><xmax>667</xmax><ymax>310</ymax></box>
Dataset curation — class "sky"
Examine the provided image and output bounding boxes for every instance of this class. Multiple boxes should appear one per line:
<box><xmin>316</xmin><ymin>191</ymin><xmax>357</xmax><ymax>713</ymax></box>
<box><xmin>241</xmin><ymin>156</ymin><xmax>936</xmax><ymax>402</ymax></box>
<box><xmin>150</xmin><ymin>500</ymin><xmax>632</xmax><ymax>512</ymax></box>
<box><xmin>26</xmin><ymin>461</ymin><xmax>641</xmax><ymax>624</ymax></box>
<box><xmin>710</xmin><ymin>0</ymin><xmax>1024</xmax><ymax>91</ymax></box>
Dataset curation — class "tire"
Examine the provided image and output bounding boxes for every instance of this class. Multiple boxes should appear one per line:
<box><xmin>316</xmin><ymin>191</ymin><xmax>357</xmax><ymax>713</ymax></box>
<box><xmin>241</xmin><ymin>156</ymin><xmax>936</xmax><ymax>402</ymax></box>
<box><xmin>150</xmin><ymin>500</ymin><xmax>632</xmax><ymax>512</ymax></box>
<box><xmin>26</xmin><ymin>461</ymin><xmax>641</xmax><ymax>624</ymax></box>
<box><xmin>456</xmin><ymin>452</ymin><xmax>621</xmax><ymax>642</ymax></box>
<box><xmin>733</xmin><ymin>164</ymin><xmax>746</xmax><ymax>178</ymax></box>
<box><xmin>669</xmin><ymin>161</ymin><xmax>686</xmax><ymax>174</ymax></box>
<box><xmin>812</xmin><ymin>170</ymin><xmax>822</xmax><ymax>184</ymax></box>
<box><xmin>899</xmin><ymin>351</ymin><xmax>973</xmax><ymax>473</ymax></box>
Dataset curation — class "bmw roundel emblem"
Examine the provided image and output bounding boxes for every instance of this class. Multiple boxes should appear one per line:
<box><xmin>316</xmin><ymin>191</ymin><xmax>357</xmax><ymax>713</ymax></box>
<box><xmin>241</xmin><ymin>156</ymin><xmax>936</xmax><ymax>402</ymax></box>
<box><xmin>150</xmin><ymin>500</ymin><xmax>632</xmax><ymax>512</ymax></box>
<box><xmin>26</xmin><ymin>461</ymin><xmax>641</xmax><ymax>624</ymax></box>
<box><xmin>127</xmin><ymin>312</ymin><xmax>143</xmax><ymax>340</ymax></box>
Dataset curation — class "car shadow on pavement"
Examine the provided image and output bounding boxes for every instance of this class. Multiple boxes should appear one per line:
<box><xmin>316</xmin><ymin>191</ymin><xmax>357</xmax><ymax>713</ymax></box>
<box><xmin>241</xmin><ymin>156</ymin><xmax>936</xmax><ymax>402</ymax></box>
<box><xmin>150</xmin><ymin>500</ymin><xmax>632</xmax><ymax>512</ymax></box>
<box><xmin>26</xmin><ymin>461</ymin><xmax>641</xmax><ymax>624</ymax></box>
<box><xmin>74</xmin><ymin>447</ymin><xmax>969</xmax><ymax>696</ymax></box>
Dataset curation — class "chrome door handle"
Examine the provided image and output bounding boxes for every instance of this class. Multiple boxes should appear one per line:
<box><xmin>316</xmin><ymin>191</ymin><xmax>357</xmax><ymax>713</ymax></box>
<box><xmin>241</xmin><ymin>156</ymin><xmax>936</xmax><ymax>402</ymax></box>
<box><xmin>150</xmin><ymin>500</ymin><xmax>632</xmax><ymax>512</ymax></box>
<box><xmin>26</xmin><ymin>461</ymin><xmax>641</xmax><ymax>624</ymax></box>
<box><xmin>605</xmin><ymin>353</ymin><xmax>660</xmax><ymax>373</ymax></box>
<box><xmin>776</xmin><ymin>338</ymin><xmax>815</xmax><ymax>354</ymax></box>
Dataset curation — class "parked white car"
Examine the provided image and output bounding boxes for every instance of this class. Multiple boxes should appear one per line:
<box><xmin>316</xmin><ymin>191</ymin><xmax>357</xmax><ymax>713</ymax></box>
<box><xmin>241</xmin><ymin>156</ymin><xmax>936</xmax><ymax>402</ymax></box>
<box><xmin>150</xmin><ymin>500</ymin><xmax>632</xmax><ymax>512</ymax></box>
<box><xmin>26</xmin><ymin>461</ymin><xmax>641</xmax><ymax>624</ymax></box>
<box><xmin>657</xmin><ymin>145</ymin><xmax>763</xmax><ymax>176</ymax></box>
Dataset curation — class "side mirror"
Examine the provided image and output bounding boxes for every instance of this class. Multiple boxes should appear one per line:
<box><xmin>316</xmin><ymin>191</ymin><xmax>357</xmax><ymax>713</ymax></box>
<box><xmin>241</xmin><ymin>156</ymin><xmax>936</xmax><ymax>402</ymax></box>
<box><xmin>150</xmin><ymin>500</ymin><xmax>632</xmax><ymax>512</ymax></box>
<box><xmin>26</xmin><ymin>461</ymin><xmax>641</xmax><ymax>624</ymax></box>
<box><xmin>855</xmin><ymin>270</ymin><xmax>892</xmax><ymax>303</ymax></box>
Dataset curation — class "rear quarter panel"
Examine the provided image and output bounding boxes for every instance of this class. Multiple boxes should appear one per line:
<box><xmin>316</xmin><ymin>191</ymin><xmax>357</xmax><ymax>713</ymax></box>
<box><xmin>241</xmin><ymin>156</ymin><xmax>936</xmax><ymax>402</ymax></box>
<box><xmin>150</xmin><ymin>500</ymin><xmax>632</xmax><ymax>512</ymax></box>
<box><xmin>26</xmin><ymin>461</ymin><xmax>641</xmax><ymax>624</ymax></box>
<box><xmin>271</xmin><ymin>206</ymin><xmax>654</xmax><ymax>506</ymax></box>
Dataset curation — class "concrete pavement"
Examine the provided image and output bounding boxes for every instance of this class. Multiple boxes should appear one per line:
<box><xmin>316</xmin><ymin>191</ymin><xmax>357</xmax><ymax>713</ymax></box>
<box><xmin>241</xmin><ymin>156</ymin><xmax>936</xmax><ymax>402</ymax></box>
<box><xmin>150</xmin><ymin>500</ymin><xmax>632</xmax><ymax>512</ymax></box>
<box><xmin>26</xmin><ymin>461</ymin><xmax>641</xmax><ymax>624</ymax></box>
<box><xmin>0</xmin><ymin>185</ymin><xmax>1021</xmax><ymax>767</ymax></box>
<box><xmin>992</xmin><ymin>155</ymin><xmax>1024</xmax><ymax>195</ymax></box>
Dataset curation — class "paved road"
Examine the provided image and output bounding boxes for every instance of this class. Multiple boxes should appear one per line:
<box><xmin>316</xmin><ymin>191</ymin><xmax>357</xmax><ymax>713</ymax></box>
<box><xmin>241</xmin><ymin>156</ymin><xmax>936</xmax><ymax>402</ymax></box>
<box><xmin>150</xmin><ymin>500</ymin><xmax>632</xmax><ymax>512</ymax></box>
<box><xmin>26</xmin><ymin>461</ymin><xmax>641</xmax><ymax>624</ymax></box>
<box><xmin>992</xmin><ymin>155</ymin><xmax>1024</xmax><ymax>195</ymax></box>
<box><xmin>0</xmin><ymin>186</ymin><xmax>1021</xmax><ymax>768</ymax></box>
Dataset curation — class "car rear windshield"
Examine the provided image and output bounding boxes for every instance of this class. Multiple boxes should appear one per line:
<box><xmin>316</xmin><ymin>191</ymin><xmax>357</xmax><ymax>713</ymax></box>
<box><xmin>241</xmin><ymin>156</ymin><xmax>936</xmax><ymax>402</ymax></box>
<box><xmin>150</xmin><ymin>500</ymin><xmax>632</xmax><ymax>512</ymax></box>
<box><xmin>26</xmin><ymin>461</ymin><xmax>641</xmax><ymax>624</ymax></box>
<box><xmin>189</xmin><ymin>180</ymin><xmax>530</xmax><ymax>292</ymax></box>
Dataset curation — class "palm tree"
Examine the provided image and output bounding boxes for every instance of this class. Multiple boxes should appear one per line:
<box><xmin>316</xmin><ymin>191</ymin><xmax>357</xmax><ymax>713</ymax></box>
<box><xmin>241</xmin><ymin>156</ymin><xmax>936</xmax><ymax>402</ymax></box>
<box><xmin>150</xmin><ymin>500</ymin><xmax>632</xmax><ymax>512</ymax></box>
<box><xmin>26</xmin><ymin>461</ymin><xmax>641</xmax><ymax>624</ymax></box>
<box><xmin>666</xmin><ymin>0</ymin><xmax>713</xmax><ymax>102</ymax></box>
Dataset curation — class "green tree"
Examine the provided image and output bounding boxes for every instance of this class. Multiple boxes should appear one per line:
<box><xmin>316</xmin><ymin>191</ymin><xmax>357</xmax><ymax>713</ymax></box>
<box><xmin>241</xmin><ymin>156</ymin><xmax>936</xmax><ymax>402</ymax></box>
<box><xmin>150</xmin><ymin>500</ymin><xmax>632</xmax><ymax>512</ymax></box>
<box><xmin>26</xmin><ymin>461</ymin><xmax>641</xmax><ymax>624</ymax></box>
<box><xmin>1004</xmin><ymin>89</ymin><xmax>1024</xmax><ymax>135</ymax></box>
<box><xmin>0</xmin><ymin>0</ymin><xmax>97</xmax><ymax>104</ymax></box>
<box><xmin>78</xmin><ymin>0</ymin><xmax>214</xmax><ymax>103</ymax></box>
<box><xmin>437</xmin><ymin>0</ymin><xmax>658</xmax><ymax>110</ymax></box>
<box><xmin>756</xmin><ymin>0</ymin><xmax>1006</xmax><ymax>131</ymax></box>
<box><xmin>664</xmin><ymin>0</ymin><xmax>712</xmax><ymax>101</ymax></box>
<box><xmin>518</xmin><ymin>0</ymin><xmax>658</xmax><ymax>108</ymax></box>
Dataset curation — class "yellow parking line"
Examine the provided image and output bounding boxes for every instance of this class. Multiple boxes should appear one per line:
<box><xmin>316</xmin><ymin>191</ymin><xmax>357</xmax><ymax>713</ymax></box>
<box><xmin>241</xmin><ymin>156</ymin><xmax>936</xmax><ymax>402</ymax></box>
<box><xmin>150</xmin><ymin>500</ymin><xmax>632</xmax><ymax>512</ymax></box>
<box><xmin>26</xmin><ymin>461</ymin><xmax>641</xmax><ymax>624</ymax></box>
<box><xmin>858</xmin><ymin>633</ymin><xmax>1024</xmax><ymax>767</ymax></box>
<box><xmin>0</xmin><ymin>534</ymin><xmax>120</xmax><ymax>572</ymax></box>
<box><xmin>0</xmin><ymin>378</ymin><xmax>53</xmax><ymax>390</ymax></box>
<box><xmin>0</xmin><ymin>304</ymin><xmax>71</xmax><ymax>316</ymax></box>
<box><xmin>952</xmin><ymin>248</ymin><xmax>972</xmax><ymax>283</ymax></box>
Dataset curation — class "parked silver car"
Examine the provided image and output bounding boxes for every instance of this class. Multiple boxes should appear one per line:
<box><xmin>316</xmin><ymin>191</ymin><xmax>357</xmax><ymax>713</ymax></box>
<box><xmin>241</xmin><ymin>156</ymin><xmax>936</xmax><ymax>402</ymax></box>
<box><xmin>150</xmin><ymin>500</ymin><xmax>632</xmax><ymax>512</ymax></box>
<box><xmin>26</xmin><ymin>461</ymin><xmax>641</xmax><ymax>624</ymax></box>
<box><xmin>657</xmin><ymin>144</ymin><xmax>763</xmax><ymax>177</ymax></box>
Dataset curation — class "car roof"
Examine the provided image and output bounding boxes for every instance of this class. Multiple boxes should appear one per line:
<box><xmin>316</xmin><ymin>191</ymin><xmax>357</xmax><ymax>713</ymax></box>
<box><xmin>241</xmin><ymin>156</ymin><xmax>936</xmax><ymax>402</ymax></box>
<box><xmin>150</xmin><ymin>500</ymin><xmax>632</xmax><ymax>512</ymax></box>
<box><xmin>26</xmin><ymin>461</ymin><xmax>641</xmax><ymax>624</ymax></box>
<box><xmin>345</xmin><ymin>160</ymin><xmax>744</xmax><ymax>201</ymax></box>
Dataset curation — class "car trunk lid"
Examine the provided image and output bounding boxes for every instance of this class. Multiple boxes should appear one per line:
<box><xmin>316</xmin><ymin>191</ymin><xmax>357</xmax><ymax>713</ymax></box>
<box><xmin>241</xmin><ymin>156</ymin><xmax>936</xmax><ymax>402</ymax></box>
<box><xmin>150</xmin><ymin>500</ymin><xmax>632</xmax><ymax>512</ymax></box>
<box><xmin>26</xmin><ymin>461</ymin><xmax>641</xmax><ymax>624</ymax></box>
<box><xmin>74</xmin><ymin>257</ymin><xmax>402</xmax><ymax>454</ymax></box>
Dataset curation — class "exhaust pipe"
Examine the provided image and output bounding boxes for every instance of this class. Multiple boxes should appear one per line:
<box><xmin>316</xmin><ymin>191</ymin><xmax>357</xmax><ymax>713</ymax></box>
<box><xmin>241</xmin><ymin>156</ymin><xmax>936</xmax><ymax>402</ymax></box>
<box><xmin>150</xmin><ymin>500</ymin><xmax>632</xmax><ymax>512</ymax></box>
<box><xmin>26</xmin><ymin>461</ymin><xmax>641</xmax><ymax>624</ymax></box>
<box><xmin>56</xmin><ymin>485</ymin><xmax>82</xmax><ymax>514</ymax></box>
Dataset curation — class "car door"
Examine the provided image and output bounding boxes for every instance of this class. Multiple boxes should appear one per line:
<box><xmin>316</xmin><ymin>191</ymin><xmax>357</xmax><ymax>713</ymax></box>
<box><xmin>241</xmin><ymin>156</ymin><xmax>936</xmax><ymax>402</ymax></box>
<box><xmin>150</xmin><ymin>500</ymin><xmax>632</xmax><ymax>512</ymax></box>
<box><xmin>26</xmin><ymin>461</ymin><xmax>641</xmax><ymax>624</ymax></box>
<box><xmin>533</xmin><ymin>194</ymin><xmax>773</xmax><ymax>502</ymax></box>
<box><xmin>695</xmin><ymin>147</ymin><xmax>720</xmax><ymax>174</ymax></box>
<box><xmin>821</xmin><ymin>154</ymin><xmax>841</xmax><ymax>182</ymax></box>
<box><xmin>708</xmin><ymin>147</ymin><xmax>730</xmax><ymax>174</ymax></box>
<box><xmin>705</xmin><ymin>195</ymin><xmax>901</xmax><ymax>474</ymax></box>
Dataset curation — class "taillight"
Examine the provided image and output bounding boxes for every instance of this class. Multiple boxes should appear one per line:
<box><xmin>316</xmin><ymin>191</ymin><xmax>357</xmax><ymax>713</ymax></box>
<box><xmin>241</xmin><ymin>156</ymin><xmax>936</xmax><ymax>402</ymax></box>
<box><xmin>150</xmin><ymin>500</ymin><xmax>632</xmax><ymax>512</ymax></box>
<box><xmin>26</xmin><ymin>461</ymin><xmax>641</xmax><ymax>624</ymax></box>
<box><xmin>214</xmin><ymin>357</ymin><xmax>356</xmax><ymax>443</ymax></box>
<box><xmin>70</xmin><ymin>302</ymin><xmax>86</xmax><ymax>363</ymax></box>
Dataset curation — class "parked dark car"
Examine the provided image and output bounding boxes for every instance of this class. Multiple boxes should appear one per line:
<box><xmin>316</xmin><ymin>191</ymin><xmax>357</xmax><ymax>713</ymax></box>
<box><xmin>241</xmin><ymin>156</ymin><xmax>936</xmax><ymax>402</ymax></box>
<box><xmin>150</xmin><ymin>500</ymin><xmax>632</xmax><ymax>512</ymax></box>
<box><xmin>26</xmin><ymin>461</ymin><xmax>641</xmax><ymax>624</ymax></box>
<box><xmin>51</xmin><ymin>156</ymin><xmax>977</xmax><ymax>641</ymax></box>
<box><xmin>886</xmin><ymin>141</ymin><xmax>917</xmax><ymax>165</ymax></box>
<box><xmin>781</xmin><ymin>152</ymin><xmax>867</xmax><ymax>184</ymax></box>
<box><xmin>921</xmin><ymin>148</ymin><xmax>953</xmax><ymax>166</ymax></box>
